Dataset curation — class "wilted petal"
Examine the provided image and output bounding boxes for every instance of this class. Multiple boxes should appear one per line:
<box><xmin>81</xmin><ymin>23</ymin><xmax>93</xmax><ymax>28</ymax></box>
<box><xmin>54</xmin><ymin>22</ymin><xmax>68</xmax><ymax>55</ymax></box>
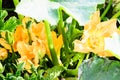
<box><xmin>0</xmin><ymin>48</ymin><xmax>8</xmax><ymax>60</ymax></box>
<box><xmin>74</xmin><ymin>40</ymin><xmax>89</xmax><ymax>53</ymax></box>
<box><xmin>98</xmin><ymin>50</ymin><xmax>113</xmax><ymax>57</ymax></box>
<box><xmin>0</xmin><ymin>38</ymin><xmax>11</xmax><ymax>52</ymax></box>
<box><xmin>84</xmin><ymin>11</ymin><xmax>100</xmax><ymax>35</ymax></box>
<box><xmin>96</xmin><ymin>19</ymin><xmax>117</xmax><ymax>37</ymax></box>
<box><xmin>17</xmin><ymin>41</ymin><xmax>34</xmax><ymax>59</ymax></box>
<box><xmin>17</xmin><ymin>41</ymin><xmax>39</xmax><ymax>71</ymax></box>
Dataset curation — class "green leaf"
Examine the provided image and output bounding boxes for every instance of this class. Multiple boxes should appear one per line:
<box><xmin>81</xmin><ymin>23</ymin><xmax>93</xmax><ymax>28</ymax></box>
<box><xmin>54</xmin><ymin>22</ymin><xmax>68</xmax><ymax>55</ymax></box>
<box><xmin>0</xmin><ymin>10</ymin><xmax>8</xmax><ymax>28</ymax></box>
<box><xmin>3</xmin><ymin>17</ymin><xmax>20</xmax><ymax>32</ymax></box>
<box><xmin>30</xmin><ymin>73</ymin><xmax>37</xmax><ymax>80</ymax></box>
<box><xmin>16</xmin><ymin>76</ymin><xmax>25</xmax><ymax>80</ymax></box>
<box><xmin>5</xmin><ymin>31</ymin><xmax>14</xmax><ymax>45</ymax></box>
<box><xmin>78</xmin><ymin>57</ymin><xmax>120</xmax><ymax>80</ymax></box>
<box><xmin>15</xmin><ymin>0</ymin><xmax>105</xmax><ymax>25</ymax></box>
<box><xmin>113</xmin><ymin>0</ymin><xmax>120</xmax><ymax>13</ymax></box>
<box><xmin>15</xmin><ymin>0</ymin><xmax>59</xmax><ymax>25</ymax></box>
<box><xmin>0</xmin><ymin>74</ymin><xmax>5</xmax><ymax>80</ymax></box>
<box><xmin>0</xmin><ymin>10</ymin><xmax>7</xmax><ymax>20</ymax></box>
<box><xmin>6</xmin><ymin>73</ymin><xmax>17</xmax><ymax>80</ymax></box>
<box><xmin>43</xmin><ymin>66</ymin><xmax>64</xmax><ymax>80</ymax></box>
<box><xmin>0</xmin><ymin>62</ymin><xmax>4</xmax><ymax>74</ymax></box>
<box><xmin>15</xmin><ymin>62</ymin><xmax>25</xmax><ymax>77</ymax></box>
<box><xmin>37</xmin><ymin>70</ymin><xmax>45</xmax><ymax>80</ymax></box>
<box><xmin>56</xmin><ymin>0</ymin><xmax>105</xmax><ymax>25</ymax></box>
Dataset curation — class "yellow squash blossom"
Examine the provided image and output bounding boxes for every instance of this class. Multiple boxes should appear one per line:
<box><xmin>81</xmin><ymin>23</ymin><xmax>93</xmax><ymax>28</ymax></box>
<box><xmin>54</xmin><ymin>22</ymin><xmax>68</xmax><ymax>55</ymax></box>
<box><xmin>74</xmin><ymin>11</ymin><xmax>118</xmax><ymax>57</ymax></box>
<box><xmin>30</xmin><ymin>21</ymin><xmax>63</xmax><ymax>61</ymax></box>
<box><xmin>17</xmin><ymin>41</ymin><xmax>43</xmax><ymax>72</ymax></box>
<box><xmin>15</xmin><ymin>17</ymin><xmax>63</xmax><ymax>69</ymax></box>
<box><xmin>13</xmin><ymin>25</ymin><xmax>29</xmax><ymax>51</ymax></box>
<box><xmin>30</xmin><ymin>22</ymin><xmax>46</xmax><ymax>41</ymax></box>
<box><xmin>14</xmin><ymin>19</ymin><xmax>47</xmax><ymax>71</ymax></box>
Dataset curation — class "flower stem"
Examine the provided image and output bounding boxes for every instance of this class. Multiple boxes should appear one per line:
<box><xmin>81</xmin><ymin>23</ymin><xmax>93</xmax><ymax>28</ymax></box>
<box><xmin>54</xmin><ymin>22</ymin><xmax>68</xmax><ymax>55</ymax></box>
<box><xmin>44</xmin><ymin>20</ymin><xmax>59</xmax><ymax>66</ymax></box>
<box><xmin>66</xmin><ymin>69</ymin><xmax>78</xmax><ymax>76</ymax></box>
<box><xmin>76</xmin><ymin>54</ymin><xmax>85</xmax><ymax>69</ymax></box>
<box><xmin>111</xmin><ymin>10</ymin><xmax>120</xmax><ymax>19</ymax></box>
<box><xmin>58</xmin><ymin>8</ymin><xmax>70</xmax><ymax>52</ymax></box>
<box><xmin>85</xmin><ymin>53</ymin><xmax>90</xmax><ymax>60</ymax></box>
<box><xmin>101</xmin><ymin>0</ymin><xmax>113</xmax><ymax>20</ymax></box>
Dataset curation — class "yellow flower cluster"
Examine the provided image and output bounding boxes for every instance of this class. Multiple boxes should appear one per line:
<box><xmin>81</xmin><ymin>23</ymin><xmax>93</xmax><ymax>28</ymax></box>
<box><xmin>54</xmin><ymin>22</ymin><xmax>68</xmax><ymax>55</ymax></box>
<box><xmin>0</xmin><ymin>17</ymin><xmax>63</xmax><ymax>72</ymax></box>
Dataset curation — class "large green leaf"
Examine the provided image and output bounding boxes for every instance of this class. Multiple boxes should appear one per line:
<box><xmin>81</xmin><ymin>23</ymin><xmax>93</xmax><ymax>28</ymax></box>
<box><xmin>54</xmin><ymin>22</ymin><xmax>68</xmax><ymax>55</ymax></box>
<box><xmin>55</xmin><ymin>0</ymin><xmax>105</xmax><ymax>25</ymax></box>
<box><xmin>78</xmin><ymin>57</ymin><xmax>120</xmax><ymax>80</ymax></box>
<box><xmin>104</xmin><ymin>32</ymin><xmax>120</xmax><ymax>59</ymax></box>
<box><xmin>15</xmin><ymin>0</ymin><xmax>59</xmax><ymax>25</ymax></box>
<box><xmin>15</xmin><ymin>0</ymin><xmax>105</xmax><ymax>25</ymax></box>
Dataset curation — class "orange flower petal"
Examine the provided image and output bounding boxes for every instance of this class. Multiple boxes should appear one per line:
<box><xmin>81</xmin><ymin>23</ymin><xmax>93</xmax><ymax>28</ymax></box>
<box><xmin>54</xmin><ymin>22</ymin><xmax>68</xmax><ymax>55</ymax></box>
<box><xmin>14</xmin><ymin>26</ymin><xmax>29</xmax><ymax>42</ymax></box>
<box><xmin>13</xmin><ymin>26</ymin><xmax>29</xmax><ymax>51</ymax></box>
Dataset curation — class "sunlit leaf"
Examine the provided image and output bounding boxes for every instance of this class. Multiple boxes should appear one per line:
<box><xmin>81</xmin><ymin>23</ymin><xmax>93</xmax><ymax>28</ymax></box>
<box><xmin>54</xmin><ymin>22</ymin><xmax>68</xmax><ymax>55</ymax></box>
<box><xmin>0</xmin><ymin>10</ymin><xmax>7</xmax><ymax>20</ymax></box>
<box><xmin>3</xmin><ymin>17</ymin><xmax>20</xmax><ymax>32</ymax></box>
<box><xmin>104</xmin><ymin>32</ymin><xmax>120</xmax><ymax>59</ymax></box>
<box><xmin>15</xmin><ymin>0</ymin><xmax>105</xmax><ymax>25</ymax></box>
<box><xmin>0</xmin><ymin>10</ymin><xmax>8</xmax><ymax>28</ymax></box>
<box><xmin>15</xmin><ymin>0</ymin><xmax>59</xmax><ymax>25</ymax></box>
<box><xmin>0</xmin><ymin>62</ymin><xmax>4</xmax><ymax>73</ymax></box>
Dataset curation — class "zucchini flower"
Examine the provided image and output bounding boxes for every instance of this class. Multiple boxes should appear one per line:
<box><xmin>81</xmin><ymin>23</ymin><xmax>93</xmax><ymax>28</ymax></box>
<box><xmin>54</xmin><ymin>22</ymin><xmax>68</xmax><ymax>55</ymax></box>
<box><xmin>74</xmin><ymin>11</ymin><xmax>119</xmax><ymax>57</ymax></box>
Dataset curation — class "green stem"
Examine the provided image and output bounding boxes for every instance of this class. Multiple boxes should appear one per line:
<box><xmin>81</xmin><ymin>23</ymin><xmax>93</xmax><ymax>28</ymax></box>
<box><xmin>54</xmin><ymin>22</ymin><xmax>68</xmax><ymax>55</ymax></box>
<box><xmin>76</xmin><ymin>54</ymin><xmax>85</xmax><ymax>69</ymax></box>
<box><xmin>59</xmin><ymin>8</ymin><xmax>70</xmax><ymax>52</ymax></box>
<box><xmin>44</xmin><ymin>20</ymin><xmax>59</xmax><ymax>66</ymax></box>
<box><xmin>69</xmin><ymin>19</ymin><xmax>76</xmax><ymax>46</ymax></box>
<box><xmin>85</xmin><ymin>53</ymin><xmax>90</xmax><ymax>60</ymax></box>
<box><xmin>111</xmin><ymin>10</ymin><xmax>120</xmax><ymax>19</ymax></box>
<box><xmin>2</xmin><ymin>8</ymin><xmax>15</xmax><ymax>11</ymax></box>
<box><xmin>0</xmin><ymin>0</ymin><xmax>2</xmax><ymax>10</ymax></box>
<box><xmin>66</xmin><ymin>69</ymin><xmax>78</xmax><ymax>76</ymax></box>
<box><xmin>100</xmin><ymin>0</ymin><xmax>113</xmax><ymax>20</ymax></box>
